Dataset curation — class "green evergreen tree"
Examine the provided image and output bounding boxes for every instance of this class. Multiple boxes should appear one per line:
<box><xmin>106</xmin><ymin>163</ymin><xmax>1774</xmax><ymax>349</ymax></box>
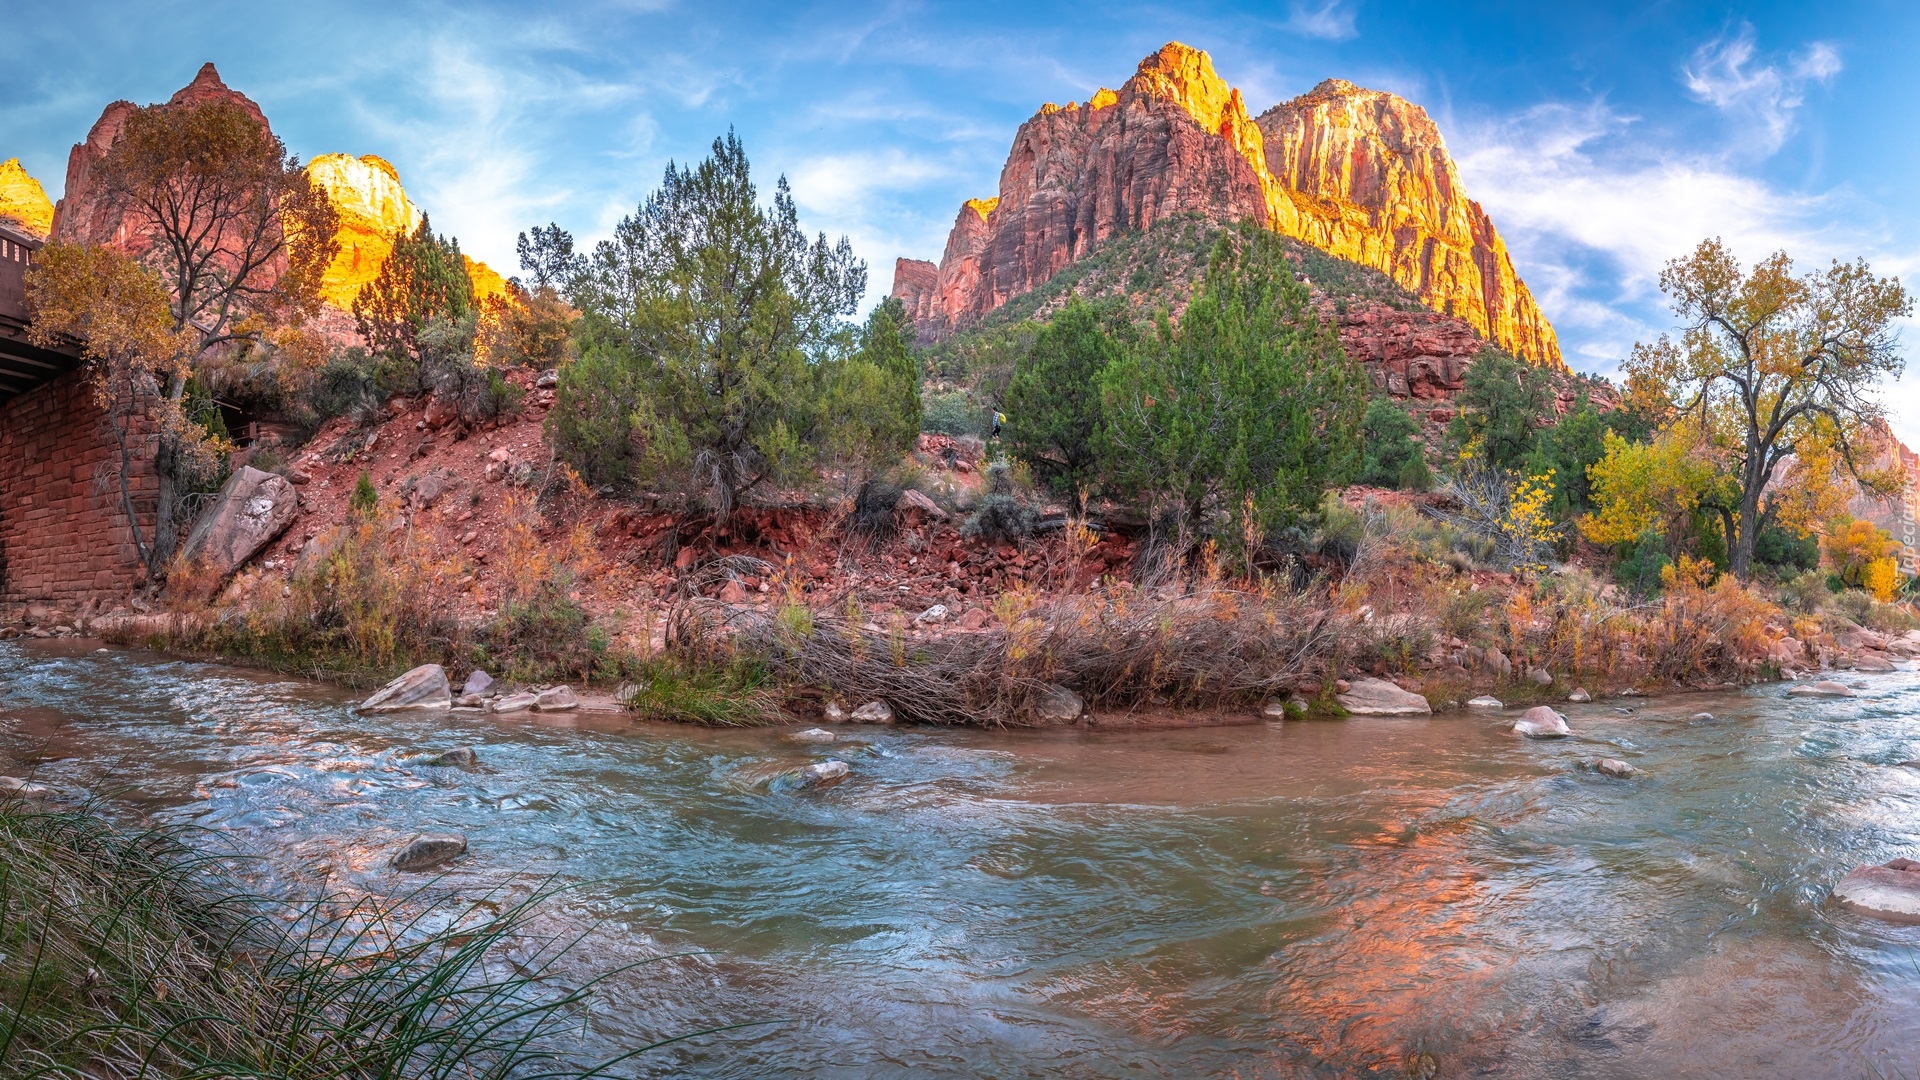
<box><xmin>1357</xmin><ymin>398</ymin><xmax>1432</xmax><ymax>490</ymax></box>
<box><xmin>1004</xmin><ymin>298</ymin><xmax>1127</xmax><ymax>509</ymax></box>
<box><xmin>820</xmin><ymin>297</ymin><xmax>923</xmax><ymax>483</ymax></box>
<box><xmin>349</xmin><ymin>470</ymin><xmax>379</xmax><ymax>518</ymax></box>
<box><xmin>559</xmin><ymin>131</ymin><xmax>868</xmax><ymax>516</ymax></box>
<box><xmin>1448</xmin><ymin>347</ymin><xmax>1553</xmax><ymax>470</ymax></box>
<box><xmin>1101</xmin><ymin>225</ymin><xmax>1368</xmax><ymax>545</ymax></box>
<box><xmin>352</xmin><ymin>214</ymin><xmax>475</xmax><ymax>391</ymax></box>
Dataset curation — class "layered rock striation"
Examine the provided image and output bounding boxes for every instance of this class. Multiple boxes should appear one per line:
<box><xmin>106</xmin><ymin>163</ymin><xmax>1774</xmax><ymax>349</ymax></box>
<box><xmin>0</xmin><ymin>159</ymin><xmax>54</xmax><ymax>239</ymax></box>
<box><xmin>894</xmin><ymin>42</ymin><xmax>1562</xmax><ymax>369</ymax></box>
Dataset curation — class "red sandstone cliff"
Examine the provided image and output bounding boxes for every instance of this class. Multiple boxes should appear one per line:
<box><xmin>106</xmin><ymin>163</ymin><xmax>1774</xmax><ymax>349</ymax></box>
<box><xmin>893</xmin><ymin>43</ymin><xmax>1563</xmax><ymax>369</ymax></box>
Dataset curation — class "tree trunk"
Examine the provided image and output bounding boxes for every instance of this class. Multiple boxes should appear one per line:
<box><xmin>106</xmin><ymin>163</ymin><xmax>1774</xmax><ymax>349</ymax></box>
<box><xmin>1730</xmin><ymin>481</ymin><xmax>1763</xmax><ymax>580</ymax></box>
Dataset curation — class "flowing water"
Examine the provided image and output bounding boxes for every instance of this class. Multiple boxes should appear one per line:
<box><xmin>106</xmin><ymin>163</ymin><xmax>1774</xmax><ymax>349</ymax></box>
<box><xmin>4</xmin><ymin>638</ymin><xmax>1920</xmax><ymax>1078</ymax></box>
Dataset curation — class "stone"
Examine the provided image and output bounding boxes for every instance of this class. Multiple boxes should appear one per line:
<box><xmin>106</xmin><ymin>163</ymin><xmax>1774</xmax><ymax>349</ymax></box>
<box><xmin>851</xmin><ymin>700</ymin><xmax>895</xmax><ymax>724</ymax></box>
<box><xmin>452</xmin><ymin>694</ymin><xmax>485</xmax><ymax>709</ymax></box>
<box><xmin>0</xmin><ymin>775</ymin><xmax>51</xmax><ymax>799</ymax></box>
<box><xmin>890</xmin><ymin>44</ymin><xmax>1560</xmax><ymax>367</ymax></box>
<box><xmin>1692</xmin><ymin>712</ymin><xmax>1715</xmax><ymax>722</ymax></box>
<box><xmin>1789</xmin><ymin>681</ymin><xmax>1856</xmax><ymax>699</ymax></box>
<box><xmin>799</xmin><ymin>760</ymin><xmax>850</xmax><ymax>788</ymax></box>
<box><xmin>1854</xmin><ymin>653</ymin><xmax>1897</xmax><ymax>673</ymax></box>
<box><xmin>462</xmin><ymin>669</ymin><xmax>494</xmax><ymax>697</ymax></box>
<box><xmin>359</xmin><ymin>664</ymin><xmax>452</xmax><ymax>712</ymax></box>
<box><xmin>391</xmin><ymin>833</ymin><xmax>467</xmax><ymax>872</ymax></box>
<box><xmin>1513</xmin><ymin>705</ymin><xmax>1570</xmax><ymax>738</ymax></box>
<box><xmin>1527</xmin><ymin>667</ymin><xmax>1553</xmax><ymax>687</ymax></box>
<box><xmin>1466</xmin><ymin>696</ymin><xmax>1504</xmax><ymax>709</ymax></box>
<box><xmin>1833</xmin><ymin>858</ymin><xmax>1920</xmax><ymax>922</ymax></box>
<box><xmin>1567</xmin><ymin>687</ymin><xmax>1592</xmax><ymax>703</ymax></box>
<box><xmin>895</xmin><ymin>488</ymin><xmax>949</xmax><ymax>521</ymax></box>
<box><xmin>533</xmin><ymin>685</ymin><xmax>578</xmax><ymax>711</ymax></box>
<box><xmin>535</xmin><ymin>369</ymin><xmax>559</xmax><ymax>389</ymax></box>
<box><xmin>1034</xmin><ymin>684</ymin><xmax>1085</xmax><ymax>723</ymax></box>
<box><xmin>786</xmin><ymin>727</ymin><xmax>838</xmax><ymax>744</ymax></box>
<box><xmin>914</xmin><ymin>603</ymin><xmax>950</xmax><ymax>625</ymax></box>
<box><xmin>422</xmin><ymin>747</ymin><xmax>478</xmax><ymax>769</ymax></box>
<box><xmin>1261</xmin><ymin>698</ymin><xmax>1293</xmax><ymax>720</ymax></box>
<box><xmin>175</xmin><ymin>466</ymin><xmax>299</xmax><ymax>589</ymax></box>
<box><xmin>1336</xmin><ymin>677</ymin><xmax>1431</xmax><ymax>716</ymax></box>
<box><xmin>1594</xmin><ymin>758</ymin><xmax>1635</xmax><ymax>779</ymax></box>
<box><xmin>491</xmin><ymin>691</ymin><xmax>538</xmax><ymax>714</ymax></box>
<box><xmin>957</xmin><ymin>608</ymin><xmax>992</xmax><ymax>631</ymax></box>
<box><xmin>822</xmin><ymin>701</ymin><xmax>849</xmax><ymax>724</ymax></box>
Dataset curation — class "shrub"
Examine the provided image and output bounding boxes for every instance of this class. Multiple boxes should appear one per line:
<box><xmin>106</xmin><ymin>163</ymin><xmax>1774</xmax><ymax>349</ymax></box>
<box><xmin>961</xmin><ymin>461</ymin><xmax>1039</xmax><ymax>542</ymax></box>
<box><xmin>922</xmin><ymin>389</ymin><xmax>987</xmax><ymax>436</ymax></box>
<box><xmin>548</xmin><ymin>349</ymin><xmax>637</xmax><ymax>488</ymax></box>
<box><xmin>1614</xmin><ymin>531</ymin><xmax>1672</xmax><ymax>597</ymax></box>
<box><xmin>1357</xmin><ymin>398</ymin><xmax>1431</xmax><ymax>490</ymax></box>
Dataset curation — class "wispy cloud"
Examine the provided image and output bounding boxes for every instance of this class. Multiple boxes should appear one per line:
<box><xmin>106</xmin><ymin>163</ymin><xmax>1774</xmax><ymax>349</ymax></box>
<box><xmin>1681</xmin><ymin>24</ymin><xmax>1841</xmax><ymax>153</ymax></box>
<box><xmin>1283</xmin><ymin>1</ymin><xmax>1357</xmax><ymax>41</ymax></box>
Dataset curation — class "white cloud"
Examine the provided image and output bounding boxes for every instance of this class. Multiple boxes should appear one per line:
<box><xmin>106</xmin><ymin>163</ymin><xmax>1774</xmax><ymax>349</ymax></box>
<box><xmin>1284</xmin><ymin>1</ymin><xmax>1358</xmax><ymax>42</ymax></box>
<box><xmin>1681</xmin><ymin>24</ymin><xmax>1840</xmax><ymax>152</ymax></box>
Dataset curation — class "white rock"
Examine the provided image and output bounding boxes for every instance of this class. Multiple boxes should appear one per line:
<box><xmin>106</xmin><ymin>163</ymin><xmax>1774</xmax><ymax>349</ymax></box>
<box><xmin>1788</xmin><ymin>681</ymin><xmax>1856</xmax><ymax>699</ymax></box>
<box><xmin>0</xmin><ymin>775</ymin><xmax>51</xmax><ymax>799</ymax></box>
<box><xmin>1691</xmin><ymin>712</ymin><xmax>1715</xmax><ymax>722</ymax></box>
<box><xmin>491</xmin><ymin>691</ymin><xmax>539</xmax><ymax>714</ymax></box>
<box><xmin>534</xmin><ymin>685</ymin><xmax>578</xmax><ymax>711</ymax></box>
<box><xmin>851</xmin><ymin>701</ymin><xmax>895</xmax><ymax>724</ymax></box>
<box><xmin>822</xmin><ymin>701</ymin><xmax>849</xmax><ymax>724</ymax></box>
<box><xmin>1527</xmin><ymin>668</ymin><xmax>1554</xmax><ymax>687</ymax></box>
<box><xmin>786</xmin><ymin>727</ymin><xmax>838</xmax><ymax>744</ymax></box>
<box><xmin>1834</xmin><ymin>859</ymin><xmax>1920</xmax><ymax>922</ymax></box>
<box><xmin>1466</xmin><ymin>696</ymin><xmax>1504</xmax><ymax>709</ymax></box>
<box><xmin>360</xmin><ymin>664</ymin><xmax>452</xmax><ymax>712</ymax></box>
<box><xmin>1335</xmin><ymin>677</ymin><xmax>1432</xmax><ymax>716</ymax></box>
<box><xmin>914</xmin><ymin>604</ymin><xmax>950</xmax><ymax>625</ymax></box>
<box><xmin>800</xmin><ymin>760</ymin><xmax>850</xmax><ymax>787</ymax></box>
<box><xmin>1567</xmin><ymin>687</ymin><xmax>1592</xmax><ymax>703</ymax></box>
<box><xmin>1513</xmin><ymin>706</ymin><xmax>1571</xmax><ymax>738</ymax></box>
<box><xmin>462</xmin><ymin>669</ymin><xmax>495</xmax><ymax>697</ymax></box>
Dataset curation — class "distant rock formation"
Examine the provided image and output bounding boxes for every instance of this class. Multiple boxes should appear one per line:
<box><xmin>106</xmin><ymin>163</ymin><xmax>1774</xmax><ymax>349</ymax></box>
<box><xmin>51</xmin><ymin>63</ymin><xmax>506</xmax><ymax>316</ymax></box>
<box><xmin>894</xmin><ymin>42</ymin><xmax>1562</xmax><ymax>369</ymax></box>
<box><xmin>0</xmin><ymin>159</ymin><xmax>54</xmax><ymax>239</ymax></box>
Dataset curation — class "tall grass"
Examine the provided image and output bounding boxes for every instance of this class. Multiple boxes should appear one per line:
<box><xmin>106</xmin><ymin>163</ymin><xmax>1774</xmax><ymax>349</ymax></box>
<box><xmin>0</xmin><ymin>799</ymin><xmax>695</xmax><ymax>1080</ymax></box>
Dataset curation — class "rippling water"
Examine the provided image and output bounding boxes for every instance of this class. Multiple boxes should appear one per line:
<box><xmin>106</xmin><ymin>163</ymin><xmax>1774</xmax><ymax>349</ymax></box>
<box><xmin>4</xmin><ymin>638</ymin><xmax>1920</xmax><ymax>1077</ymax></box>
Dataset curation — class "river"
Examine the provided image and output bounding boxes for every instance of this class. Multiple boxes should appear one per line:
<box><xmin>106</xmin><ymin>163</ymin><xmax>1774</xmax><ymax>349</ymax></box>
<box><xmin>3</xmin><ymin>638</ymin><xmax>1919</xmax><ymax>1078</ymax></box>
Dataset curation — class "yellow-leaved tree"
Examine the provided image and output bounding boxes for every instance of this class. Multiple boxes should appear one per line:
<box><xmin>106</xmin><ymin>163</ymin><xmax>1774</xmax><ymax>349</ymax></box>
<box><xmin>1625</xmin><ymin>239</ymin><xmax>1910</xmax><ymax>579</ymax></box>
<box><xmin>1825</xmin><ymin>517</ymin><xmax>1902</xmax><ymax>600</ymax></box>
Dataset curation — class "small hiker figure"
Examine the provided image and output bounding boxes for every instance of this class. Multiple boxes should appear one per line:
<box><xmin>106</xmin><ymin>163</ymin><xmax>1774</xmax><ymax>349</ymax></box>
<box><xmin>992</xmin><ymin>411</ymin><xmax>1005</xmax><ymax>438</ymax></box>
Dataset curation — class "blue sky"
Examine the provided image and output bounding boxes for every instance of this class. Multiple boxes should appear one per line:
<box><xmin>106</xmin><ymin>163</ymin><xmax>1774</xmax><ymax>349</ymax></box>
<box><xmin>6</xmin><ymin>1</ymin><xmax>1920</xmax><ymax>441</ymax></box>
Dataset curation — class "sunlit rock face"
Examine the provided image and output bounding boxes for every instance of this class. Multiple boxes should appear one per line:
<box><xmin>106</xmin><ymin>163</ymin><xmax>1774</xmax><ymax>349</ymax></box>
<box><xmin>893</xmin><ymin>42</ymin><xmax>1562</xmax><ymax>369</ymax></box>
<box><xmin>0</xmin><ymin>159</ymin><xmax>54</xmax><ymax>239</ymax></box>
<box><xmin>303</xmin><ymin>153</ymin><xmax>510</xmax><ymax>312</ymax></box>
<box><xmin>1256</xmin><ymin>78</ymin><xmax>1561</xmax><ymax>368</ymax></box>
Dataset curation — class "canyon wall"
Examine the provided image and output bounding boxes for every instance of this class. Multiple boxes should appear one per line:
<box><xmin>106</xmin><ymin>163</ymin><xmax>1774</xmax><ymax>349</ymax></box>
<box><xmin>0</xmin><ymin>160</ymin><xmax>54</xmax><ymax>240</ymax></box>
<box><xmin>894</xmin><ymin>42</ymin><xmax>1562</xmax><ymax>369</ymax></box>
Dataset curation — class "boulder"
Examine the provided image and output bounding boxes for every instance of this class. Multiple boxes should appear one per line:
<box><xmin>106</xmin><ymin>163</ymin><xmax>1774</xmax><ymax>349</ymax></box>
<box><xmin>851</xmin><ymin>701</ymin><xmax>895</xmax><ymax>724</ymax></box>
<box><xmin>1567</xmin><ymin>687</ymin><xmax>1592</xmax><ymax>703</ymax></box>
<box><xmin>822</xmin><ymin>701</ymin><xmax>849</xmax><ymax>724</ymax></box>
<box><xmin>914</xmin><ymin>603</ymin><xmax>950</xmax><ymax>625</ymax></box>
<box><xmin>1789</xmin><ymin>681</ymin><xmax>1856</xmax><ymax>699</ymax></box>
<box><xmin>1335</xmin><ymin>677</ymin><xmax>1431</xmax><ymax>716</ymax></box>
<box><xmin>452</xmin><ymin>693</ymin><xmax>485</xmax><ymax>709</ymax></box>
<box><xmin>1594</xmin><ymin>758</ymin><xmax>1636</xmax><ymax>778</ymax></box>
<box><xmin>535</xmin><ymin>369</ymin><xmax>559</xmax><ymax>389</ymax></box>
<box><xmin>786</xmin><ymin>727</ymin><xmax>838</xmax><ymax>744</ymax></box>
<box><xmin>534</xmin><ymin>685</ymin><xmax>578</xmax><ymax>711</ymax></box>
<box><xmin>1466</xmin><ymin>696</ymin><xmax>1504</xmax><ymax>710</ymax></box>
<box><xmin>799</xmin><ymin>760</ymin><xmax>850</xmax><ymax>788</ymax></box>
<box><xmin>491</xmin><ymin>691</ymin><xmax>539</xmax><ymax>714</ymax></box>
<box><xmin>0</xmin><ymin>775</ymin><xmax>51</xmax><ymax>799</ymax></box>
<box><xmin>1034</xmin><ymin>684</ymin><xmax>1084</xmax><ymax>723</ymax></box>
<box><xmin>462</xmin><ymin>670</ymin><xmax>495</xmax><ymax>697</ymax></box>
<box><xmin>176</xmin><ymin>466</ymin><xmax>298</xmax><ymax>587</ymax></box>
<box><xmin>1526</xmin><ymin>667</ymin><xmax>1554</xmax><ymax>687</ymax></box>
<box><xmin>1833</xmin><ymin>858</ymin><xmax>1920</xmax><ymax>922</ymax></box>
<box><xmin>360</xmin><ymin>664</ymin><xmax>452</xmax><ymax>712</ymax></box>
<box><xmin>1855</xmin><ymin>652</ymin><xmax>1897</xmax><ymax>673</ymax></box>
<box><xmin>421</xmin><ymin>747</ymin><xmax>478</xmax><ymax>769</ymax></box>
<box><xmin>1691</xmin><ymin>712</ymin><xmax>1715</xmax><ymax>722</ymax></box>
<box><xmin>1513</xmin><ymin>705</ymin><xmax>1570</xmax><ymax>738</ymax></box>
<box><xmin>391</xmin><ymin>833</ymin><xmax>467</xmax><ymax>872</ymax></box>
<box><xmin>895</xmin><ymin>488</ymin><xmax>949</xmax><ymax>521</ymax></box>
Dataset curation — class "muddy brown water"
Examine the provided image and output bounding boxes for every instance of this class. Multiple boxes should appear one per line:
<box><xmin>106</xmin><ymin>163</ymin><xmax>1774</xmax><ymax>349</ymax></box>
<box><xmin>3</xmin><ymin>638</ymin><xmax>1920</xmax><ymax>1077</ymax></box>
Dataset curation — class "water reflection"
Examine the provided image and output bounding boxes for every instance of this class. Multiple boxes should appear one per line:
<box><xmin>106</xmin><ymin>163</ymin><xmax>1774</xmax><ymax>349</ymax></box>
<box><xmin>3</xmin><ymin>639</ymin><xmax>1920</xmax><ymax>1077</ymax></box>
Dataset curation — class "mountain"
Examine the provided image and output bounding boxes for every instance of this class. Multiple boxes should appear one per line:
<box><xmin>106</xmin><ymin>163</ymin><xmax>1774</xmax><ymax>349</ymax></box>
<box><xmin>0</xmin><ymin>159</ymin><xmax>54</xmax><ymax>239</ymax></box>
<box><xmin>51</xmin><ymin>64</ymin><xmax>506</xmax><ymax>317</ymax></box>
<box><xmin>303</xmin><ymin>152</ymin><xmax>508</xmax><ymax>312</ymax></box>
<box><xmin>893</xmin><ymin>43</ymin><xmax>1562</xmax><ymax>369</ymax></box>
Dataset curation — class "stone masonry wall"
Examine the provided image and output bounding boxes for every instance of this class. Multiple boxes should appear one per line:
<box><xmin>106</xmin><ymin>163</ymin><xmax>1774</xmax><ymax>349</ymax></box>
<box><xmin>0</xmin><ymin>368</ymin><xmax>152</xmax><ymax>609</ymax></box>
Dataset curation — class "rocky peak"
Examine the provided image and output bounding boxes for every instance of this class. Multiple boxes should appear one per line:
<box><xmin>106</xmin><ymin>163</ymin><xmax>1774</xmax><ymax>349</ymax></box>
<box><xmin>892</xmin><ymin>42</ymin><xmax>1562</xmax><ymax>369</ymax></box>
<box><xmin>0</xmin><ymin>159</ymin><xmax>54</xmax><ymax>239</ymax></box>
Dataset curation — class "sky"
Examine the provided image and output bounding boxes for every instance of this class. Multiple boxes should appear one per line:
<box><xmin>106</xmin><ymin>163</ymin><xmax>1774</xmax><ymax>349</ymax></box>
<box><xmin>6</xmin><ymin>0</ymin><xmax>1920</xmax><ymax>441</ymax></box>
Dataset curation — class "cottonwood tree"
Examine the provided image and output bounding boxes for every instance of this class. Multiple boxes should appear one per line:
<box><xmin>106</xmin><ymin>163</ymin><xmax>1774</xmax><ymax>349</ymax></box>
<box><xmin>34</xmin><ymin>97</ymin><xmax>336</xmax><ymax>579</ymax></box>
<box><xmin>1628</xmin><ymin>238</ymin><xmax>1910</xmax><ymax>578</ymax></box>
<box><xmin>1101</xmin><ymin>225</ymin><xmax>1368</xmax><ymax>561</ymax></box>
<box><xmin>551</xmin><ymin>131</ymin><xmax>900</xmax><ymax>516</ymax></box>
